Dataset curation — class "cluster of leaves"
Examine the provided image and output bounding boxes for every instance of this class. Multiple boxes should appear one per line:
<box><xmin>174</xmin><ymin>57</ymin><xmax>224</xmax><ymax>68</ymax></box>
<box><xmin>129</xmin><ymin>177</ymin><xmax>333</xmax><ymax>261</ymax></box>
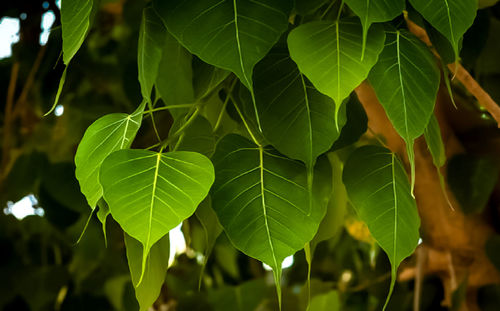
<box><xmin>6</xmin><ymin>0</ymin><xmax>496</xmax><ymax>310</ymax></box>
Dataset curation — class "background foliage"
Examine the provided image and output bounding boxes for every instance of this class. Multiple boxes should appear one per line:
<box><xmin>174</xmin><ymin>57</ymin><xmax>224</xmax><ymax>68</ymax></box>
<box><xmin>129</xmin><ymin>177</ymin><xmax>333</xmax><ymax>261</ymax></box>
<box><xmin>2</xmin><ymin>0</ymin><xmax>500</xmax><ymax>310</ymax></box>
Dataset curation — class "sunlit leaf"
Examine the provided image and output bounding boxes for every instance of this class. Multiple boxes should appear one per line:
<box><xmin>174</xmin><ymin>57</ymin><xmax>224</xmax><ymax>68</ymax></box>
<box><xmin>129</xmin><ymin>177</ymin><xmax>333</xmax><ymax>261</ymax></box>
<box><xmin>125</xmin><ymin>233</ymin><xmax>169</xmax><ymax>311</ymax></box>
<box><xmin>288</xmin><ymin>17</ymin><xmax>385</xmax><ymax>124</ymax></box>
<box><xmin>100</xmin><ymin>149</ymin><xmax>214</xmax><ymax>281</ymax></box>
<box><xmin>368</xmin><ymin>30</ymin><xmax>440</xmax><ymax>191</ymax></box>
<box><xmin>75</xmin><ymin>102</ymin><xmax>145</xmax><ymax>210</ymax></box>
<box><xmin>344</xmin><ymin>0</ymin><xmax>405</xmax><ymax>58</ymax></box>
<box><xmin>61</xmin><ymin>0</ymin><xmax>94</xmax><ymax>65</ymax></box>
<box><xmin>309</xmin><ymin>290</ymin><xmax>340</xmax><ymax>311</ymax></box>
<box><xmin>409</xmin><ymin>0</ymin><xmax>477</xmax><ymax>61</ymax></box>
<box><xmin>343</xmin><ymin>145</ymin><xmax>420</xmax><ymax>310</ymax></box>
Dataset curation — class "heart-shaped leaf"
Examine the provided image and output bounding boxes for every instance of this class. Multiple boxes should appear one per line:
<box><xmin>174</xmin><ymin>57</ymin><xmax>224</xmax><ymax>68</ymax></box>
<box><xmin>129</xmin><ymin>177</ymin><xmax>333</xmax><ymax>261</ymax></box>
<box><xmin>287</xmin><ymin>17</ymin><xmax>385</xmax><ymax>124</ymax></box>
<box><xmin>154</xmin><ymin>0</ymin><xmax>292</xmax><ymax>92</ymax></box>
<box><xmin>75</xmin><ymin>102</ymin><xmax>145</xmax><ymax>210</ymax></box>
<box><xmin>343</xmin><ymin>145</ymin><xmax>420</xmax><ymax>310</ymax></box>
<box><xmin>211</xmin><ymin>134</ymin><xmax>331</xmax><ymax>305</ymax></box>
<box><xmin>100</xmin><ymin>149</ymin><xmax>214</xmax><ymax>282</ymax></box>
<box><xmin>368</xmin><ymin>30</ymin><xmax>440</xmax><ymax>191</ymax></box>
<box><xmin>409</xmin><ymin>0</ymin><xmax>477</xmax><ymax>61</ymax></box>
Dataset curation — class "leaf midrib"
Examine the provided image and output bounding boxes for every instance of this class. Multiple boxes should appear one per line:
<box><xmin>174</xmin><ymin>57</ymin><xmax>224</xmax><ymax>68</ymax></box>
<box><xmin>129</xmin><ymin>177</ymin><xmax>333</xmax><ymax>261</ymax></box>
<box><xmin>258</xmin><ymin>145</ymin><xmax>279</xmax><ymax>269</ymax></box>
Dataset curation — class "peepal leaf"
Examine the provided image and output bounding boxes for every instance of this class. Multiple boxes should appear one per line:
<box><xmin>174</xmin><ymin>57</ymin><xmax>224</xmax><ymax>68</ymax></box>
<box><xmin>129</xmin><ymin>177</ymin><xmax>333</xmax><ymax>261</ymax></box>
<box><xmin>424</xmin><ymin>114</ymin><xmax>446</xmax><ymax>168</ymax></box>
<box><xmin>247</xmin><ymin>49</ymin><xmax>347</xmax><ymax>167</ymax></box>
<box><xmin>156</xmin><ymin>31</ymin><xmax>194</xmax><ymax>119</ymax></box>
<box><xmin>287</xmin><ymin>18</ymin><xmax>385</xmax><ymax>124</ymax></box>
<box><xmin>125</xmin><ymin>233</ymin><xmax>169</xmax><ymax>311</ymax></box>
<box><xmin>61</xmin><ymin>0</ymin><xmax>94</xmax><ymax>65</ymax></box>
<box><xmin>155</xmin><ymin>0</ymin><xmax>292</xmax><ymax>92</ymax></box>
<box><xmin>211</xmin><ymin>134</ymin><xmax>331</xmax><ymax>305</ymax></box>
<box><xmin>368</xmin><ymin>30</ymin><xmax>439</xmax><ymax>191</ymax></box>
<box><xmin>100</xmin><ymin>149</ymin><xmax>214</xmax><ymax>282</ymax></box>
<box><xmin>138</xmin><ymin>7</ymin><xmax>168</xmax><ymax>103</ymax></box>
<box><xmin>343</xmin><ymin>145</ymin><xmax>420</xmax><ymax>310</ymax></box>
<box><xmin>409</xmin><ymin>0</ymin><xmax>477</xmax><ymax>61</ymax></box>
<box><xmin>75</xmin><ymin>102</ymin><xmax>145</xmax><ymax>210</ymax></box>
<box><xmin>344</xmin><ymin>0</ymin><xmax>405</xmax><ymax>58</ymax></box>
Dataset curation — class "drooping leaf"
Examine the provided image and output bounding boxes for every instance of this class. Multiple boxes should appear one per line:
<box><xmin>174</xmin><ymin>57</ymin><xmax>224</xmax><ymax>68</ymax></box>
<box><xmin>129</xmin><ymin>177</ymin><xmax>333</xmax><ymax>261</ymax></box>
<box><xmin>156</xmin><ymin>31</ymin><xmax>194</xmax><ymax>119</ymax></box>
<box><xmin>311</xmin><ymin>153</ymin><xmax>347</xmax><ymax>254</ymax></box>
<box><xmin>424</xmin><ymin>114</ymin><xmax>446</xmax><ymax>168</ymax></box>
<box><xmin>424</xmin><ymin>114</ymin><xmax>452</xmax><ymax>208</ymax></box>
<box><xmin>96</xmin><ymin>199</ymin><xmax>110</xmax><ymax>241</ymax></box>
<box><xmin>99</xmin><ymin>149</ymin><xmax>214</xmax><ymax>282</ymax></box>
<box><xmin>331</xmin><ymin>93</ymin><xmax>368</xmax><ymax>151</ymax></box>
<box><xmin>447</xmin><ymin>154</ymin><xmax>499</xmax><ymax>214</ymax></box>
<box><xmin>138</xmin><ymin>6</ymin><xmax>168</xmax><ymax>103</ymax></box>
<box><xmin>342</xmin><ymin>145</ymin><xmax>420</xmax><ymax>310</ymax></box>
<box><xmin>194</xmin><ymin>198</ymin><xmax>223</xmax><ymax>287</ymax></box>
<box><xmin>409</xmin><ymin>0</ymin><xmax>477</xmax><ymax>61</ymax></box>
<box><xmin>61</xmin><ymin>0</ymin><xmax>94</xmax><ymax>65</ymax></box>
<box><xmin>155</xmin><ymin>0</ymin><xmax>292</xmax><ymax>92</ymax></box>
<box><xmin>344</xmin><ymin>0</ymin><xmax>405</xmax><ymax>58</ymax></box>
<box><xmin>309</xmin><ymin>290</ymin><xmax>340</xmax><ymax>311</ymax></box>
<box><xmin>211</xmin><ymin>134</ymin><xmax>331</xmax><ymax>305</ymax></box>
<box><xmin>368</xmin><ymin>30</ymin><xmax>440</xmax><ymax>192</ymax></box>
<box><xmin>287</xmin><ymin>17</ymin><xmax>385</xmax><ymax>124</ymax></box>
<box><xmin>245</xmin><ymin>48</ymin><xmax>347</xmax><ymax>167</ymax></box>
<box><xmin>169</xmin><ymin>115</ymin><xmax>216</xmax><ymax>158</ymax></box>
<box><xmin>125</xmin><ymin>233</ymin><xmax>169</xmax><ymax>311</ymax></box>
<box><xmin>75</xmin><ymin>102</ymin><xmax>145</xmax><ymax>210</ymax></box>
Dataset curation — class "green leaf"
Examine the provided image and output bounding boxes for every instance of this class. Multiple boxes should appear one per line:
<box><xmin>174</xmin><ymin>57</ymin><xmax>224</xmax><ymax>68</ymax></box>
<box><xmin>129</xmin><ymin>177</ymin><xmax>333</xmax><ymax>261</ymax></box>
<box><xmin>75</xmin><ymin>102</ymin><xmax>145</xmax><ymax>210</ymax></box>
<box><xmin>246</xmin><ymin>48</ymin><xmax>347</xmax><ymax>167</ymax></box>
<box><xmin>287</xmin><ymin>18</ymin><xmax>385</xmax><ymax>124</ymax></box>
<box><xmin>194</xmin><ymin>197</ymin><xmax>223</xmax><ymax>288</ymax></box>
<box><xmin>125</xmin><ymin>233</ymin><xmax>170</xmax><ymax>311</ymax></box>
<box><xmin>155</xmin><ymin>0</ymin><xmax>292</xmax><ymax>91</ymax></box>
<box><xmin>169</xmin><ymin>115</ymin><xmax>216</xmax><ymax>158</ymax></box>
<box><xmin>100</xmin><ymin>149</ymin><xmax>214</xmax><ymax>282</ymax></box>
<box><xmin>138</xmin><ymin>6</ymin><xmax>168</xmax><ymax>103</ymax></box>
<box><xmin>424</xmin><ymin>115</ymin><xmax>446</xmax><ymax>168</ymax></box>
<box><xmin>156</xmin><ymin>31</ymin><xmax>194</xmax><ymax>119</ymax></box>
<box><xmin>447</xmin><ymin>154</ymin><xmax>499</xmax><ymax>214</ymax></box>
<box><xmin>342</xmin><ymin>145</ymin><xmax>420</xmax><ymax>310</ymax></box>
<box><xmin>344</xmin><ymin>0</ymin><xmax>405</xmax><ymax>58</ymax></box>
<box><xmin>424</xmin><ymin>114</ymin><xmax>452</xmax><ymax>208</ymax></box>
<box><xmin>309</xmin><ymin>290</ymin><xmax>340</xmax><ymax>311</ymax></box>
<box><xmin>295</xmin><ymin>0</ymin><xmax>331</xmax><ymax>15</ymax></box>
<box><xmin>331</xmin><ymin>93</ymin><xmax>367</xmax><ymax>151</ymax></box>
<box><xmin>207</xmin><ymin>279</ymin><xmax>270</xmax><ymax>311</ymax></box>
<box><xmin>193</xmin><ymin>58</ymin><xmax>230</xmax><ymax>100</ymax></box>
<box><xmin>368</xmin><ymin>30</ymin><xmax>440</xmax><ymax>192</ymax></box>
<box><xmin>409</xmin><ymin>0</ymin><xmax>477</xmax><ymax>61</ymax></box>
<box><xmin>61</xmin><ymin>0</ymin><xmax>94</xmax><ymax>65</ymax></box>
<box><xmin>311</xmin><ymin>153</ymin><xmax>347</xmax><ymax>254</ymax></box>
<box><xmin>211</xmin><ymin>134</ymin><xmax>331</xmax><ymax>305</ymax></box>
